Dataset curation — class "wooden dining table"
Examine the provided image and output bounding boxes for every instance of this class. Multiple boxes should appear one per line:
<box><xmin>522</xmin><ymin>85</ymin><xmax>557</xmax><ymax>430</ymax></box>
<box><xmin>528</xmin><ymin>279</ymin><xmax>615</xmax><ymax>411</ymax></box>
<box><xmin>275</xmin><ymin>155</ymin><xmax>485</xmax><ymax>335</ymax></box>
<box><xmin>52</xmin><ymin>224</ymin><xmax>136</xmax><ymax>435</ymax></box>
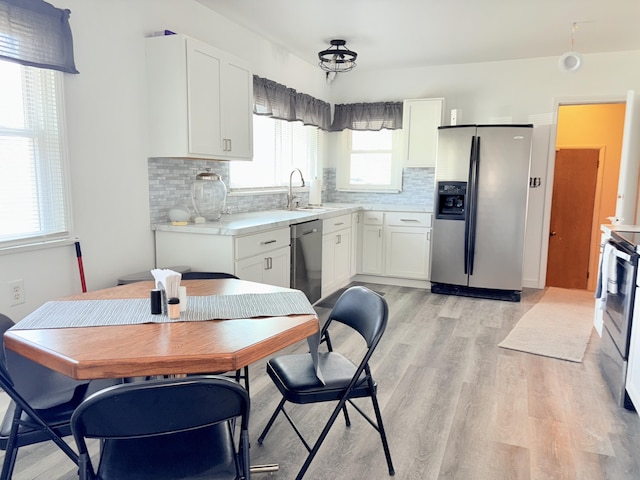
<box><xmin>3</xmin><ymin>279</ymin><xmax>320</xmax><ymax>380</ymax></box>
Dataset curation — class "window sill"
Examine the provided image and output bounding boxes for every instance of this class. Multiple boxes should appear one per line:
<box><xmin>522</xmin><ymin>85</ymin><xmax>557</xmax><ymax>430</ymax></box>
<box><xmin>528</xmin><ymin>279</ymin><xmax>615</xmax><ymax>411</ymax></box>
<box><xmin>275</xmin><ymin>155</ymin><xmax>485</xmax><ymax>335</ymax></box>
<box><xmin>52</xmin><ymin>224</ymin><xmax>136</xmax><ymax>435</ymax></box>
<box><xmin>0</xmin><ymin>237</ymin><xmax>77</xmax><ymax>256</ymax></box>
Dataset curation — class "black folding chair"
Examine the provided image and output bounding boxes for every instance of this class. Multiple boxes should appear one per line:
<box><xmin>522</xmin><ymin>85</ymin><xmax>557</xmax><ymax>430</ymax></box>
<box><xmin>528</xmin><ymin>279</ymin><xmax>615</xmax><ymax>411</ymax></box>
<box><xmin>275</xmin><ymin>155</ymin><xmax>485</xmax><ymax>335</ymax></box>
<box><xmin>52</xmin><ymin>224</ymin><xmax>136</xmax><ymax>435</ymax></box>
<box><xmin>257</xmin><ymin>286</ymin><xmax>395</xmax><ymax>479</ymax></box>
<box><xmin>71</xmin><ymin>375</ymin><xmax>250</xmax><ymax>480</ymax></box>
<box><xmin>0</xmin><ymin>313</ymin><xmax>114</xmax><ymax>479</ymax></box>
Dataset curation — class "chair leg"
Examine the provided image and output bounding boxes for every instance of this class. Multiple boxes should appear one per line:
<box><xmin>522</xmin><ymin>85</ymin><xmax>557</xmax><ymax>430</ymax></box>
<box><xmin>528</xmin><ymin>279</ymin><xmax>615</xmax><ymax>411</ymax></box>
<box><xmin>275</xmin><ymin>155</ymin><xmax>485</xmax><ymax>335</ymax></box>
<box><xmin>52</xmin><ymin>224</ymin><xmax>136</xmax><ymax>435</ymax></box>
<box><xmin>294</xmin><ymin>397</ymin><xmax>350</xmax><ymax>480</ymax></box>
<box><xmin>370</xmin><ymin>390</ymin><xmax>395</xmax><ymax>476</ymax></box>
<box><xmin>257</xmin><ymin>397</ymin><xmax>286</xmax><ymax>444</ymax></box>
<box><xmin>342</xmin><ymin>403</ymin><xmax>351</xmax><ymax>427</ymax></box>
<box><xmin>1</xmin><ymin>406</ymin><xmax>23</xmax><ymax>480</ymax></box>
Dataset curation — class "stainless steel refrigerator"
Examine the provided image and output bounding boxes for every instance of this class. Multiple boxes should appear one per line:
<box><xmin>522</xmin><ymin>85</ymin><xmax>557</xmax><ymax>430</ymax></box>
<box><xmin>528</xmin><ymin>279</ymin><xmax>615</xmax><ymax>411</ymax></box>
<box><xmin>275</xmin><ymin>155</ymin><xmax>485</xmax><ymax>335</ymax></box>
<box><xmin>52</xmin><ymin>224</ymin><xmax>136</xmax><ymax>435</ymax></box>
<box><xmin>430</xmin><ymin>124</ymin><xmax>533</xmax><ymax>302</ymax></box>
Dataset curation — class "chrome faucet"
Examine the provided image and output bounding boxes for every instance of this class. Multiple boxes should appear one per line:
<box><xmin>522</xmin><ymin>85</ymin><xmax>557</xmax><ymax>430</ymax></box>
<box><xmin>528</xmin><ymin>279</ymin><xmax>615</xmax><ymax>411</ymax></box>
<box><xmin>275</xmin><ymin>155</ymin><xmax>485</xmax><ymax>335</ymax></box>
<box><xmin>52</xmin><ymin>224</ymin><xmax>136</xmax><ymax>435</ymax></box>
<box><xmin>287</xmin><ymin>168</ymin><xmax>305</xmax><ymax>210</ymax></box>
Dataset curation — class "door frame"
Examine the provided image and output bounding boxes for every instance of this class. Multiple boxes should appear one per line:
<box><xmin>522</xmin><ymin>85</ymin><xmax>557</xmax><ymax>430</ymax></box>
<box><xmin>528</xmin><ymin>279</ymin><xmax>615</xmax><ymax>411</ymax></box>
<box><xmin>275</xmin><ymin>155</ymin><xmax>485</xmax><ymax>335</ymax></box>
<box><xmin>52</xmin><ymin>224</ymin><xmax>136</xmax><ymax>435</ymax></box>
<box><xmin>537</xmin><ymin>94</ymin><xmax>627</xmax><ymax>289</ymax></box>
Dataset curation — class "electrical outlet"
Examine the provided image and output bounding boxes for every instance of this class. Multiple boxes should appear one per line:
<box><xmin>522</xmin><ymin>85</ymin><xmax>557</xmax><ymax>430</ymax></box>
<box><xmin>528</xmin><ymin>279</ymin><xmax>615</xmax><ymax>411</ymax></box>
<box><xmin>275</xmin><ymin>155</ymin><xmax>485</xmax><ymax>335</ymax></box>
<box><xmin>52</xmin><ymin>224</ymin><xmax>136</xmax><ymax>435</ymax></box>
<box><xmin>9</xmin><ymin>279</ymin><xmax>25</xmax><ymax>306</ymax></box>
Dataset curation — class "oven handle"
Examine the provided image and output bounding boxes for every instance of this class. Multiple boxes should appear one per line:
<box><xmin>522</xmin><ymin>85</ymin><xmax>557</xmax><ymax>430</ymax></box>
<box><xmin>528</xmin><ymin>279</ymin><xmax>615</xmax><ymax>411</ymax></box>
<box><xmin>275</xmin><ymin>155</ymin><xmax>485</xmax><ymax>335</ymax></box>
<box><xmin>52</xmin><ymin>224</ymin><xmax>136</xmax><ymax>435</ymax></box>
<box><xmin>611</xmin><ymin>245</ymin><xmax>633</xmax><ymax>262</ymax></box>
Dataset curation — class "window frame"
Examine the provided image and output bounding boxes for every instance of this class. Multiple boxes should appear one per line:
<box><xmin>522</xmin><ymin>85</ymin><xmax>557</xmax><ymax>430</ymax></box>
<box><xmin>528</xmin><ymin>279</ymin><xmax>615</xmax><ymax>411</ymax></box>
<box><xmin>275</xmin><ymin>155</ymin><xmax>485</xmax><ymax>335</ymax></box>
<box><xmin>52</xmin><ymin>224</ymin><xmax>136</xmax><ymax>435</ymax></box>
<box><xmin>336</xmin><ymin>128</ymin><xmax>403</xmax><ymax>192</ymax></box>
<box><xmin>0</xmin><ymin>59</ymin><xmax>74</xmax><ymax>251</ymax></box>
<box><xmin>228</xmin><ymin>114</ymin><xmax>322</xmax><ymax>192</ymax></box>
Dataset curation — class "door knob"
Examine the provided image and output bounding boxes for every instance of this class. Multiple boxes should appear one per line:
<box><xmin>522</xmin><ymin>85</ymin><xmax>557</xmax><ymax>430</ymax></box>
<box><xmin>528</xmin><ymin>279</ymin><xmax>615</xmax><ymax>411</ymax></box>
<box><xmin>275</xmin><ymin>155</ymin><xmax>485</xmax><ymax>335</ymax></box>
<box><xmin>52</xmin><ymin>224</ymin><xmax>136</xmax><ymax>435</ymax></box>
<box><xmin>550</xmin><ymin>231</ymin><xmax>557</xmax><ymax>237</ymax></box>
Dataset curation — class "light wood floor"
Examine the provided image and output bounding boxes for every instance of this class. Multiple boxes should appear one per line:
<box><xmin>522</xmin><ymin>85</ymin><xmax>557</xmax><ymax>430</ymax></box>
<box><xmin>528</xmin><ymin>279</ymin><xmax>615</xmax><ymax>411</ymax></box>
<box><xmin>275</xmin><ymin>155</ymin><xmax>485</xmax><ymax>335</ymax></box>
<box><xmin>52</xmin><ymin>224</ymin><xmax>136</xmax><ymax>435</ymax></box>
<box><xmin>2</xmin><ymin>283</ymin><xmax>640</xmax><ymax>479</ymax></box>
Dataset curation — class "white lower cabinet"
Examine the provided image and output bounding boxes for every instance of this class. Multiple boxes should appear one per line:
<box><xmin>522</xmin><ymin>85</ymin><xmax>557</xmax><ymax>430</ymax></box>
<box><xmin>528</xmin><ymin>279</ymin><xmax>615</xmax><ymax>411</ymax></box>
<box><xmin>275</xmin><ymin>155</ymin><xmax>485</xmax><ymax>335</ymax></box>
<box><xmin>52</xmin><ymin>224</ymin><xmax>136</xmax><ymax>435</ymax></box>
<box><xmin>235</xmin><ymin>246</ymin><xmax>290</xmax><ymax>288</ymax></box>
<box><xmin>155</xmin><ymin>227</ymin><xmax>290</xmax><ymax>288</ymax></box>
<box><xmin>361</xmin><ymin>224</ymin><xmax>384</xmax><ymax>275</ymax></box>
<box><xmin>321</xmin><ymin>214</ymin><xmax>353</xmax><ymax>297</ymax></box>
<box><xmin>358</xmin><ymin>211</ymin><xmax>432</xmax><ymax>280</ymax></box>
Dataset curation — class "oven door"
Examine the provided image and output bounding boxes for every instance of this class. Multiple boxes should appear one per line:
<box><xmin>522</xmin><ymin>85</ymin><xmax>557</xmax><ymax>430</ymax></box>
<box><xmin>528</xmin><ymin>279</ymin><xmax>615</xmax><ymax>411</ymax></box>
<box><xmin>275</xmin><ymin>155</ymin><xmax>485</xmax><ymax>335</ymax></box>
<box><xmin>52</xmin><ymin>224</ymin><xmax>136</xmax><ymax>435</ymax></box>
<box><xmin>603</xmin><ymin>243</ymin><xmax>638</xmax><ymax>359</ymax></box>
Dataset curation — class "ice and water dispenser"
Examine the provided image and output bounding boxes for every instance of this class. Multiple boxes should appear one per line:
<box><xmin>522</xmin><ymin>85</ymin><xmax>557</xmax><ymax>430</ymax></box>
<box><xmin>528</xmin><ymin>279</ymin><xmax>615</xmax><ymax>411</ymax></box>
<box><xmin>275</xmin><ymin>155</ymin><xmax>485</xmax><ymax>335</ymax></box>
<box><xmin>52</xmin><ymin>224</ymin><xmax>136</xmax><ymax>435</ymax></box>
<box><xmin>436</xmin><ymin>181</ymin><xmax>466</xmax><ymax>220</ymax></box>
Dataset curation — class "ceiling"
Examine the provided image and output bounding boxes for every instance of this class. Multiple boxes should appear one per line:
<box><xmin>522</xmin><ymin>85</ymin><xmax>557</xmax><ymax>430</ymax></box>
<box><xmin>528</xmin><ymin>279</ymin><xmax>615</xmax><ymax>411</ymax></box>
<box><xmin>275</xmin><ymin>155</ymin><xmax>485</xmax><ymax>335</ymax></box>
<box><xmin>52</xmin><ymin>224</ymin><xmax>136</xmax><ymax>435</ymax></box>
<box><xmin>196</xmin><ymin>0</ymin><xmax>640</xmax><ymax>72</ymax></box>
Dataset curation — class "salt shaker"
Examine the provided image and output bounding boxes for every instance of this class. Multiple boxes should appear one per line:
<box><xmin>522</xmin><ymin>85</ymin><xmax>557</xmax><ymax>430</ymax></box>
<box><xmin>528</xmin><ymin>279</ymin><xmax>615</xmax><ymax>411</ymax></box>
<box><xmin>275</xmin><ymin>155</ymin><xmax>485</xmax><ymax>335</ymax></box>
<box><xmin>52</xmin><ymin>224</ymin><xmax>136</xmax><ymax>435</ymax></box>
<box><xmin>167</xmin><ymin>297</ymin><xmax>180</xmax><ymax>319</ymax></box>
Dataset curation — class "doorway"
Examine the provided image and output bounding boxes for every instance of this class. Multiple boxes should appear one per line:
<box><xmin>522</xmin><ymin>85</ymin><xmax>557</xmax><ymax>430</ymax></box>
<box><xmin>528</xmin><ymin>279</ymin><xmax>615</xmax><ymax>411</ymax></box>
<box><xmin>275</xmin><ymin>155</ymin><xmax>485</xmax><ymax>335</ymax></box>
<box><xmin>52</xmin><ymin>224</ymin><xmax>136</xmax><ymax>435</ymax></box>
<box><xmin>546</xmin><ymin>148</ymin><xmax>599</xmax><ymax>289</ymax></box>
<box><xmin>547</xmin><ymin>103</ymin><xmax>626</xmax><ymax>291</ymax></box>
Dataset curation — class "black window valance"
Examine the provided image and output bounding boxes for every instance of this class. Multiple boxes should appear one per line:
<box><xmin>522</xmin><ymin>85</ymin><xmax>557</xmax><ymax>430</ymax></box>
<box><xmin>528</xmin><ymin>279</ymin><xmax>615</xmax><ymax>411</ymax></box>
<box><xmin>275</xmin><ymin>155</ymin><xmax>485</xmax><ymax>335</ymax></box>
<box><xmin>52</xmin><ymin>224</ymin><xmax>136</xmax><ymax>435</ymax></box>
<box><xmin>253</xmin><ymin>75</ymin><xmax>331</xmax><ymax>130</ymax></box>
<box><xmin>0</xmin><ymin>0</ymin><xmax>78</xmax><ymax>74</ymax></box>
<box><xmin>330</xmin><ymin>102</ymin><xmax>403</xmax><ymax>131</ymax></box>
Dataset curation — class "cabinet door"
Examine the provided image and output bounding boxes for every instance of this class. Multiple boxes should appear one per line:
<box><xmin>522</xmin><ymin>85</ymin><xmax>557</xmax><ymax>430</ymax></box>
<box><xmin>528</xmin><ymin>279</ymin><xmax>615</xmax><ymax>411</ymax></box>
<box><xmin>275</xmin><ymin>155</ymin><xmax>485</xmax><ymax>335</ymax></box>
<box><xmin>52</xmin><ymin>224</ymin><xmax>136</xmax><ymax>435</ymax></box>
<box><xmin>360</xmin><ymin>225</ymin><xmax>384</xmax><ymax>275</ymax></box>
<box><xmin>403</xmin><ymin>98</ymin><xmax>444</xmax><ymax>167</ymax></box>
<box><xmin>235</xmin><ymin>255</ymin><xmax>266</xmax><ymax>285</ymax></box>
<box><xmin>385</xmin><ymin>226</ymin><xmax>431</xmax><ymax>279</ymax></box>
<box><xmin>222</xmin><ymin>58</ymin><xmax>253</xmax><ymax>160</ymax></box>
<box><xmin>235</xmin><ymin>247</ymin><xmax>290</xmax><ymax>288</ymax></box>
<box><xmin>186</xmin><ymin>37</ymin><xmax>224</xmax><ymax>156</ymax></box>
<box><xmin>321</xmin><ymin>234</ymin><xmax>336</xmax><ymax>294</ymax></box>
<box><xmin>334</xmin><ymin>229</ymin><xmax>352</xmax><ymax>285</ymax></box>
<box><xmin>262</xmin><ymin>247</ymin><xmax>290</xmax><ymax>288</ymax></box>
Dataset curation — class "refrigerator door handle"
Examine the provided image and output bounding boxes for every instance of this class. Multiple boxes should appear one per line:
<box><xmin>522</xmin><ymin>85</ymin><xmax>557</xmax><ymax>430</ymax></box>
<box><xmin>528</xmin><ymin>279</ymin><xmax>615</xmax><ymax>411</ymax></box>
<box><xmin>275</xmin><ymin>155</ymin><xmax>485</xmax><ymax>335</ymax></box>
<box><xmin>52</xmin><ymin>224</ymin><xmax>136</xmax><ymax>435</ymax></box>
<box><xmin>464</xmin><ymin>136</ymin><xmax>476</xmax><ymax>274</ymax></box>
<box><xmin>468</xmin><ymin>136</ymin><xmax>481</xmax><ymax>276</ymax></box>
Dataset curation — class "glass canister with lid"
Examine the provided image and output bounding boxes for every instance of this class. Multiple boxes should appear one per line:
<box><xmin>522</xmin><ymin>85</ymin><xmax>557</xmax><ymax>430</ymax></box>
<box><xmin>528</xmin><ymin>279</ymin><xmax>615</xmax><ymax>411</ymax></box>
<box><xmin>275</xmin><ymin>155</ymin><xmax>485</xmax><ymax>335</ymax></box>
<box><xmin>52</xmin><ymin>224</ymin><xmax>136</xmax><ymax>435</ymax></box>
<box><xmin>191</xmin><ymin>168</ymin><xmax>227</xmax><ymax>221</ymax></box>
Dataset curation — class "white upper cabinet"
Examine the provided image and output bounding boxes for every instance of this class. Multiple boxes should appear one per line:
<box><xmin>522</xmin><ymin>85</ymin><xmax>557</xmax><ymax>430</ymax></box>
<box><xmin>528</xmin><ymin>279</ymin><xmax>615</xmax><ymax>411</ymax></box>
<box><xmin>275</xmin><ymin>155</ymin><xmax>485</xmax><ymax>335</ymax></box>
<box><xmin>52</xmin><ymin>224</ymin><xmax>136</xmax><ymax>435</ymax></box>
<box><xmin>146</xmin><ymin>34</ymin><xmax>253</xmax><ymax>161</ymax></box>
<box><xmin>402</xmin><ymin>98</ymin><xmax>444</xmax><ymax>167</ymax></box>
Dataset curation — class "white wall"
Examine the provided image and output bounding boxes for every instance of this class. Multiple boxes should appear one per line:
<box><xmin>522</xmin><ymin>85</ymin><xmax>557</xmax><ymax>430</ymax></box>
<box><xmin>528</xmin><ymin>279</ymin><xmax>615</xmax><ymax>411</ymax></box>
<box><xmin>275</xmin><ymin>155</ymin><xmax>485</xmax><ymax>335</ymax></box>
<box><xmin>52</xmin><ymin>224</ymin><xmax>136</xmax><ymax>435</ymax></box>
<box><xmin>2</xmin><ymin>0</ymin><xmax>640</xmax><ymax>319</ymax></box>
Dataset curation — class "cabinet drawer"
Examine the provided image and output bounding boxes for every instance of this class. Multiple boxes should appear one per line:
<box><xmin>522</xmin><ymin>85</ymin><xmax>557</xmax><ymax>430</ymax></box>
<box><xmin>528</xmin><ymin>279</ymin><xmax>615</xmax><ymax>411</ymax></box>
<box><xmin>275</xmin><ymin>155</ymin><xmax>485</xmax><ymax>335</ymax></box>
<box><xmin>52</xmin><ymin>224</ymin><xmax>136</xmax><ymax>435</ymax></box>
<box><xmin>362</xmin><ymin>211</ymin><xmax>384</xmax><ymax>226</ymax></box>
<box><xmin>235</xmin><ymin>227</ymin><xmax>290</xmax><ymax>260</ymax></box>
<box><xmin>384</xmin><ymin>212</ymin><xmax>432</xmax><ymax>227</ymax></box>
<box><xmin>323</xmin><ymin>214</ymin><xmax>352</xmax><ymax>235</ymax></box>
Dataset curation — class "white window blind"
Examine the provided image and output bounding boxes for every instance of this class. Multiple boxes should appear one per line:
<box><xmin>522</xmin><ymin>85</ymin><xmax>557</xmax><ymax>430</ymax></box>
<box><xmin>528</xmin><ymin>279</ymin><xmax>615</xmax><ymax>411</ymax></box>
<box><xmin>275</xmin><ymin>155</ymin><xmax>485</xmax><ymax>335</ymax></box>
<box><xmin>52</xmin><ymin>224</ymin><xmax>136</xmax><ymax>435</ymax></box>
<box><xmin>230</xmin><ymin>115</ymin><xmax>321</xmax><ymax>189</ymax></box>
<box><xmin>0</xmin><ymin>59</ymin><xmax>71</xmax><ymax>247</ymax></box>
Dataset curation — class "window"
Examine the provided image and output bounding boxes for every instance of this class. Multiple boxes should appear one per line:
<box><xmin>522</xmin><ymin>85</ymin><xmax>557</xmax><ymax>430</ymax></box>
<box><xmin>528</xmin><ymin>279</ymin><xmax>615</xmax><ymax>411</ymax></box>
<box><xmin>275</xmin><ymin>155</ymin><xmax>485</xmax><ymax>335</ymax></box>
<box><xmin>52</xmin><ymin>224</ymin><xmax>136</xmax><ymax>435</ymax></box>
<box><xmin>337</xmin><ymin>129</ymin><xmax>403</xmax><ymax>192</ymax></box>
<box><xmin>0</xmin><ymin>59</ymin><xmax>72</xmax><ymax>248</ymax></box>
<box><xmin>229</xmin><ymin>115</ymin><xmax>322</xmax><ymax>189</ymax></box>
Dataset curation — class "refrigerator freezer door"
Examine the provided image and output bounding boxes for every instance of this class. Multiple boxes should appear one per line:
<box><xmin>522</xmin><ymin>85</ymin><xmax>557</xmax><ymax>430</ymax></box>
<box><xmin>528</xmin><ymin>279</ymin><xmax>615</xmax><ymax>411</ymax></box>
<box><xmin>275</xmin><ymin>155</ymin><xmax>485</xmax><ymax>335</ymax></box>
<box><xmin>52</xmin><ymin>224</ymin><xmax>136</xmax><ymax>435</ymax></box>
<box><xmin>430</xmin><ymin>126</ymin><xmax>476</xmax><ymax>286</ymax></box>
<box><xmin>433</xmin><ymin>126</ymin><xmax>476</xmax><ymax>181</ymax></box>
<box><xmin>468</xmin><ymin>126</ymin><xmax>532</xmax><ymax>290</ymax></box>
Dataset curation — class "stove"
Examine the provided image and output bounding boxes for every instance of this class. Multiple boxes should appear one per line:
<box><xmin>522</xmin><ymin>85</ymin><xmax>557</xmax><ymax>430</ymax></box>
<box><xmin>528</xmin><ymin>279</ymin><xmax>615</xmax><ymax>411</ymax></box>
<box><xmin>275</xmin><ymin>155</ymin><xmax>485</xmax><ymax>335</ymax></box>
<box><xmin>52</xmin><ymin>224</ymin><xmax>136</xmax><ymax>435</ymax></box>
<box><xmin>599</xmin><ymin>229</ymin><xmax>639</xmax><ymax>409</ymax></box>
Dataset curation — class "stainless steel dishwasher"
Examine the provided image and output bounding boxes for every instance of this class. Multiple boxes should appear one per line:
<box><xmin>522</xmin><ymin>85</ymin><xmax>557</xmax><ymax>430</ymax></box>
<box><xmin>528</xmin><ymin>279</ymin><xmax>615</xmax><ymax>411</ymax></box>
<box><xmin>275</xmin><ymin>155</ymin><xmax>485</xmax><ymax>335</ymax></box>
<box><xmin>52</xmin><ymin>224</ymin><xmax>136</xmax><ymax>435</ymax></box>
<box><xmin>291</xmin><ymin>219</ymin><xmax>322</xmax><ymax>303</ymax></box>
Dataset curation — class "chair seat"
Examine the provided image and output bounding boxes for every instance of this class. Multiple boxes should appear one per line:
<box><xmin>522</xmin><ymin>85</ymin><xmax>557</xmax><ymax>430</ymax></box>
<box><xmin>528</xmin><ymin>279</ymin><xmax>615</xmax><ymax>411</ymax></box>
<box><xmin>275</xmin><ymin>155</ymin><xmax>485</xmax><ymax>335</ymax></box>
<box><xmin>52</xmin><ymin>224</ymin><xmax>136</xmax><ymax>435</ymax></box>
<box><xmin>0</xmin><ymin>399</ymin><xmax>76</xmax><ymax>450</ymax></box>
<box><xmin>95</xmin><ymin>422</ymin><xmax>237</xmax><ymax>480</ymax></box>
<box><xmin>266</xmin><ymin>352</ymin><xmax>373</xmax><ymax>404</ymax></box>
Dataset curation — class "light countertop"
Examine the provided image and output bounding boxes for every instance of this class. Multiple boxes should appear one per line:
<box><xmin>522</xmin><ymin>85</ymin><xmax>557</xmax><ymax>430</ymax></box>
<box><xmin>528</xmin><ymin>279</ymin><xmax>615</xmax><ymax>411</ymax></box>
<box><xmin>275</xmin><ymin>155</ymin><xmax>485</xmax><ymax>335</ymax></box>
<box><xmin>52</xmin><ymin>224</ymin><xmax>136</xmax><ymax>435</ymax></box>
<box><xmin>152</xmin><ymin>203</ymin><xmax>432</xmax><ymax>236</ymax></box>
<box><xmin>601</xmin><ymin>224</ymin><xmax>640</xmax><ymax>237</ymax></box>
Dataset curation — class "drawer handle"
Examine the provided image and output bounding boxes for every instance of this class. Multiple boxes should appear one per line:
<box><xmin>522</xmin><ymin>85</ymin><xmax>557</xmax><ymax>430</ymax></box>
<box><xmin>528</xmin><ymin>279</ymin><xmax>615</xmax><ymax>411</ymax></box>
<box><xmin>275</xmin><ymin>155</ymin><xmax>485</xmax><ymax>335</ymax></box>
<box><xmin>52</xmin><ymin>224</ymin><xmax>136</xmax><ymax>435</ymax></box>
<box><xmin>400</xmin><ymin>218</ymin><xmax>420</xmax><ymax>222</ymax></box>
<box><xmin>334</xmin><ymin>222</ymin><xmax>344</xmax><ymax>226</ymax></box>
<box><xmin>261</xmin><ymin>240</ymin><xmax>277</xmax><ymax>245</ymax></box>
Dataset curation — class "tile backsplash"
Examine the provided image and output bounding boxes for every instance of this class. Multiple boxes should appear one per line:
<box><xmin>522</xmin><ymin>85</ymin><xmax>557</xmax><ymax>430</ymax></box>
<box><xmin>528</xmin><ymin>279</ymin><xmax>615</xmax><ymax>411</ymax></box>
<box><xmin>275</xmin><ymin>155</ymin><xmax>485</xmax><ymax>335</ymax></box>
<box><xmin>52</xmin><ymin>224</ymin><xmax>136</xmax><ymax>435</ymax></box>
<box><xmin>148</xmin><ymin>158</ymin><xmax>434</xmax><ymax>224</ymax></box>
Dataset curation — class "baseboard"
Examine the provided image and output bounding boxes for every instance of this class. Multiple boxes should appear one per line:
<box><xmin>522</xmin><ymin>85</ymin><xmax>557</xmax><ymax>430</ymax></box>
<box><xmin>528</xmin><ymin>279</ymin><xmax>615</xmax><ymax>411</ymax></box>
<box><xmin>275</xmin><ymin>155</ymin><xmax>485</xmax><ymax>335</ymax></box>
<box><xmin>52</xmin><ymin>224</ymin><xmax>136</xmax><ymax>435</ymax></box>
<box><xmin>351</xmin><ymin>274</ymin><xmax>430</xmax><ymax>289</ymax></box>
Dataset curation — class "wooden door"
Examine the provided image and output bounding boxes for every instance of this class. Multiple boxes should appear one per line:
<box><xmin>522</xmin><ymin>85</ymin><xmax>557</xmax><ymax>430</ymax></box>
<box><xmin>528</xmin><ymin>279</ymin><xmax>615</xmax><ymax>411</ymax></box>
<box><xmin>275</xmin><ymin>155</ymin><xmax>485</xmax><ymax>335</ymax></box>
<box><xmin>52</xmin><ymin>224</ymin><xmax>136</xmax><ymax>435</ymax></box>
<box><xmin>546</xmin><ymin>149</ymin><xmax>599</xmax><ymax>289</ymax></box>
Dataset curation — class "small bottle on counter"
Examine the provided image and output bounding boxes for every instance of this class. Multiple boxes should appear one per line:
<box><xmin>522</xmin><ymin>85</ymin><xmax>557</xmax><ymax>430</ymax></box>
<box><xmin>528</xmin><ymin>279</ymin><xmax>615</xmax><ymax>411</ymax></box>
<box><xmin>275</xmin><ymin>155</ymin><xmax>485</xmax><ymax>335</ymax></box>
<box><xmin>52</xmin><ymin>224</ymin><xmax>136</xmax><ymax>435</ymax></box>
<box><xmin>167</xmin><ymin>297</ymin><xmax>180</xmax><ymax>319</ymax></box>
<box><xmin>150</xmin><ymin>289</ymin><xmax>162</xmax><ymax>315</ymax></box>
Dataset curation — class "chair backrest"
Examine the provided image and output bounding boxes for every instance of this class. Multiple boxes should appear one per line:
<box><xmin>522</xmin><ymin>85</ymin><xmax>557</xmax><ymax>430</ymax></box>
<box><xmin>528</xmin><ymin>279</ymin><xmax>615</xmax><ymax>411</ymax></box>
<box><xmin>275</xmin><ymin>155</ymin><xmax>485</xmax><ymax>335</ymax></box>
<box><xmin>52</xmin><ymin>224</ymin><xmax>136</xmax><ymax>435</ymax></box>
<box><xmin>0</xmin><ymin>314</ymin><xmax>14</xmax><ymax>369</ymax></box>
<box><xmin>71</xmin><ymin>375</ymin><xmax>249</xmax><ymax>440</ymax></box>
<box><xmin>326</xmin><ymin>286</ymin><xmax>389</xmax><ymax>349</ymax></box>
<box><xmin>0</xmin><ymin>313</ymin><xmax>88</xmax><ymax>409</ymax></box>
<box><xmin>181</xmin><ymin>272</ymin><xmax>239</xmax><ymax>280</ymax></box>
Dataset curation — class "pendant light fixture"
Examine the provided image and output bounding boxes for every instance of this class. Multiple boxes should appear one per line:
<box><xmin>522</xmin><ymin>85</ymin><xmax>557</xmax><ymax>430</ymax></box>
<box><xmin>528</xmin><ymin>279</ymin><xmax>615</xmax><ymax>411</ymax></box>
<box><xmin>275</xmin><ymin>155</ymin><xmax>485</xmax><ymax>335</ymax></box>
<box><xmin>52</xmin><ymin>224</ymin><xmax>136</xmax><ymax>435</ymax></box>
<box><xmin>318</xmin><ymin>39</ymin><xmax>358</xmax><ymax>74</ymax></box>
<box><xmin>558</xmin><ymin>22</ymin><xmax>583</xmax><ymax>73</ymax></box>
